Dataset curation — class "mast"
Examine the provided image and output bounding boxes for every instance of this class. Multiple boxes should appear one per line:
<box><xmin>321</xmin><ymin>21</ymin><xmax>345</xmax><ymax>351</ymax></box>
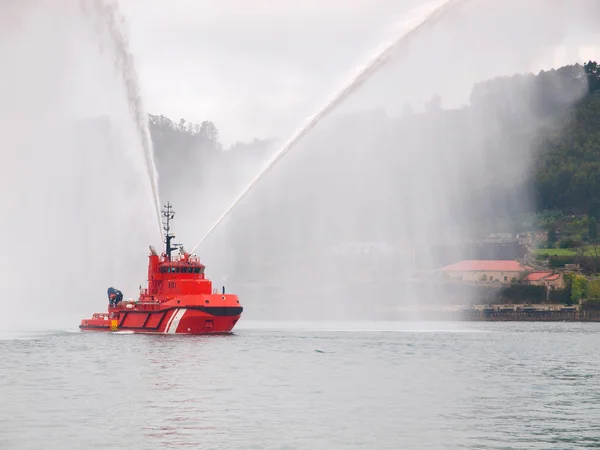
<box><xmin>162</xmin><ymin>202</ymin><xmax>176</xmax><ymax>260</ymax></box>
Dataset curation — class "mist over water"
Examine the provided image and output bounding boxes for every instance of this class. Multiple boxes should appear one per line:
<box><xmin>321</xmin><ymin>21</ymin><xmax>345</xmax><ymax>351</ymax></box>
<box><xmin>2</xmin><ymin>1</ymin><xmax>598</xmax><ymax>330</ymax></box>
<box><xmin>179</xmin><ymin>0</ymin><xmax>600</xmax><ymax>320</ymax></box>
<box><xmin>0</xmin><ymin>2</ymin><xmax>158</xmax><ymax>330</ymax></box>
<box><xmin>190</xmin><ymin>0</ymin><xmax>465</xmax><ymax>253</ymax></box>
<box><xmin>83</xmin><ymin>0</ymin><xmax>163</xmax><ymax>239</ymax></box>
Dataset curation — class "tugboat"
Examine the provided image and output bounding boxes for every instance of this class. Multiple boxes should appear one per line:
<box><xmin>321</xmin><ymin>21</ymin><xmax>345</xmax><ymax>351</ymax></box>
<box><xmin>79</xmin><ymin>203</ymin><xmax>243</xmax><ymax>334</ymax></box>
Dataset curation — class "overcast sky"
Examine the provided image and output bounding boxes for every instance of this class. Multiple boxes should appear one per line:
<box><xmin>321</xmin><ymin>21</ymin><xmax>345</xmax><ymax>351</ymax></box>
<box><xmin>120</xmin><ymin>0</ymin><xmax>600</xmax><ymax>146</ymax></box>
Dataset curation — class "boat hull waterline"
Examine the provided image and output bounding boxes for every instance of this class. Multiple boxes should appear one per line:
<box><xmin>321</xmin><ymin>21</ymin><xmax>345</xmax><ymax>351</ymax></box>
<box><xmin>79</xmin><ymin>202</ymin><xmax>243</xmax><ymax>335</ymax></box>
<box><xmin>80</xmin><ymin>304</ymin><xmax>242</xmax><ymax>334</ymax></box>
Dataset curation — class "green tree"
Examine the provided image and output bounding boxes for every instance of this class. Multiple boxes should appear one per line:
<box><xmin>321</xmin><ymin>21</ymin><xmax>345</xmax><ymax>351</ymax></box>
<box><xmin>585</xmin><ymin>60</ymin><xmax>600</xmax><ymax>92</ymax></box>
<box><xmin>200</xmin><ymin>121</ymin><xmax>219</xmax><ymax>143</ymax></box>
<box><xmin>589</xmin><ymin>217</ymin><xmax>598</xmax><ymax>240</ymax></box>
<box><xmin>587</xmin><ymin>280</ymin><xmax>600</xmax><ymax>300</ymax></box>
<box><xmin>564</xmin><ymin>273</ymin><xmax>588</xmax><ymax>305</ymax></box>
<box><xmin>547</xmin><ymin>226</ymin><xmax>557</xmax><ymax>247</ymax></box>
<box><xmin>589</xmin><ymin>198</ymin><xmax>600</xmax><ymax>220</ymax></box>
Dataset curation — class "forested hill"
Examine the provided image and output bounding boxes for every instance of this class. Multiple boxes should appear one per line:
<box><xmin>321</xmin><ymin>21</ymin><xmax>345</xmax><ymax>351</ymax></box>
<box><xmin>534</xmin><ymin>62</ymin><xmax>600</xmax><ymax>214</ymax></box>
<box><xmin>465</xmin><ymin>60</ymin><xmax>600</xmax><ymax>216</ymax></box>
<box><xmin>148</xmin><ymin>60</ymin><xmax>600</xmax><ymax>219</ymax></box>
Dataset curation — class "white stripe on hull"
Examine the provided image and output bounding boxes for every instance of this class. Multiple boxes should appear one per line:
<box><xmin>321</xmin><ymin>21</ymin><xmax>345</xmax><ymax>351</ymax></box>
<box><xmin>163</xmin><ymin>309</ymin><xmax>178</xmax><ymax>332</ymax></box>
<box><xmin>165</xmin><ymin>308</ymin><xmax>187</xmax><ymax>334</ymax></box>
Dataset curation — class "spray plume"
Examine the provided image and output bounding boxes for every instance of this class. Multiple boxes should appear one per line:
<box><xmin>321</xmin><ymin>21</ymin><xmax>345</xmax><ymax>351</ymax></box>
<box><xmin>84</xmin><ymin>0</ymin><xmax>163</xmax><ymax>241</ymax></box>
<box><xmin>181</xmin><ymin>0</ymin><xmax>600</xmax><ymax>320</ymax></box>
<box><xmin>190</xmin><ymin>0</ymin><xmax>467</xmax><ymax>253</ymax></box>
<box><xmin>0</xmin><ymin>1</ymin><xmax>159</xmax><ymax>330</ymax></box>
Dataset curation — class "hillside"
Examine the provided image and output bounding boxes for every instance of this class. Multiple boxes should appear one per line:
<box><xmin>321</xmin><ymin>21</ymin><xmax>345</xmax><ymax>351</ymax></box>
<box><xmin>149</xmin><ymin>60</ymin><xmax>600</xmax><ymax>220</ymax></box>
<box><xmin>535</xmin><ymin>90</ymin><xmax>600</xmax><ymax>214</ymax></box>
<box><xmin>147</xmin><ymin>60</ymin><xmax>600</xmax><ymax>288</ymax></box>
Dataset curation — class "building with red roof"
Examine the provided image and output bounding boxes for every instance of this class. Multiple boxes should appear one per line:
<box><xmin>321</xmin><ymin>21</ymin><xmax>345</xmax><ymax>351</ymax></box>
<box><xmin>523</xmin><ymin>272</ymin><xmax>552</xmax><ymax>282</ymax></box>
<box><xmin>439</xmin><ymin>260</ymin><xmax>532</xmax><ymax>284</ymax></box>
<box><xmin>439</xmin><ymin>260</ymin><xmax>565</xmax><ymax>288</ymax></box>
<box><xmin>523</xmin><ymin>271</ymin><xmax>564</xmax><ymax>289</ymax></box>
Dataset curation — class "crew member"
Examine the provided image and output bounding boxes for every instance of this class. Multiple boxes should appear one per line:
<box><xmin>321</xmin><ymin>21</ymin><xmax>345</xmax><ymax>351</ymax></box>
<box><xmin>107</xmin><ymin>287</ymin><xmax>124</xmax><ymax>307</ymax></box>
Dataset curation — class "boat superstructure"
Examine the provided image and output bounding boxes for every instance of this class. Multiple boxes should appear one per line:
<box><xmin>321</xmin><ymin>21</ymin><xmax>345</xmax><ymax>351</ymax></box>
<box><xmin>79</xmin><ymin>203</ymin><xmax>243</xmax><ymax>334</ymax></box>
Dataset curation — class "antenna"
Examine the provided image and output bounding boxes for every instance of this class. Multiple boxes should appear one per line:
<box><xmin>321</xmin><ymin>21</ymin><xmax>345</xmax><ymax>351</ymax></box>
<box><xmin>162</xmin><ymin>202</ymin><xmax>174</xmax><ymax>235</ymax></box>
<box><xmin>162</xmin><ymin>202</ymin><xmax>176</xmax><ymax>259</ymax></box>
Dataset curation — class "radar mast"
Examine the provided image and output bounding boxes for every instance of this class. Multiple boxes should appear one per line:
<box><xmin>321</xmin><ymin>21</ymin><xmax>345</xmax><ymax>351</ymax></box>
<box><xmin>162</xmin><ymin>202</ymin><xmax>176</xmax><ymax>259</ymax></box>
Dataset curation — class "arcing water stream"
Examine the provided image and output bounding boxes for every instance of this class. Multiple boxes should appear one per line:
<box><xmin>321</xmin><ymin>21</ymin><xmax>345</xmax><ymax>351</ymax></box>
<box><xmin>0</xmin><ymin>1</ymin><xmax>160</xmax><ymax>330</ymax></box>
<box><xmin>190</xmin><ymin>0</ymin><xmax>468</xmax><ymax>253</ymax></box>
<box><xmin>183</xmin><ymin>0</ymin><xmax>599</xmax><ymax>321</ymax></box>
<box><xmin>84</xmin><ymin>0</ymin><xmax>163</xmax><ymax>240</ymax></box>
<box><xmin>2</xmin><ymin>0</ymin><xmax>597</xmax><ymax>329</ymax></box>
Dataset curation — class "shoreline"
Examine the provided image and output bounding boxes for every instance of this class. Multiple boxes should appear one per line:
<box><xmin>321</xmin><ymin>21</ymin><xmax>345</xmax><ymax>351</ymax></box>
<box><xmin>243</xmin><ymin>305</ymin><xmax>600</xmax><ymax>322</ymax></box>
<box><xmin>394</xmin><ymin>307</ymin><xmax>600</xmax><ymax>322</ymax></box>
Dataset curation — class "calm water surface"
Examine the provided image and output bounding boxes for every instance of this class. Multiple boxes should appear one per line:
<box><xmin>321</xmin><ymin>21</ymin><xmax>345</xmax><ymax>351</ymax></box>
<box><xmin>1</xmin><ymin>321</ymin><xmax>599</xmax><ymax>449</ymax></box>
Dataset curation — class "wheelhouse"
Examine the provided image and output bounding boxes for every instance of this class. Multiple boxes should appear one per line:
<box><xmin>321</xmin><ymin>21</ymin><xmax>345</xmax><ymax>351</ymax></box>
<box><xmin>159</xmin><ymin>265</ymin><xmax>205</xmax><ymax>275</ymax></box>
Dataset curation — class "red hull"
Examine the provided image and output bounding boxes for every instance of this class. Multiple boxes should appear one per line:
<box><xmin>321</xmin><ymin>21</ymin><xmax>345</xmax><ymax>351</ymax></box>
<box><xmin>79</xmin><ymin>203</ymin><xmax>243</xmax><ymax>335</ymax></box>
<box><xmin>80</xmin><ymin>296</ymin><xmax>242</xmax><ymax>335</ymax></box>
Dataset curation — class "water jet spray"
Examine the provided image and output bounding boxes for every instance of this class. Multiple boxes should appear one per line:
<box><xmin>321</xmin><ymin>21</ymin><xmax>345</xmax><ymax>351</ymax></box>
<box><xmin>190</xmin><ymin>0</ymin><xmax>469</xmax><ymax>254</ymax></box>
<box><xmin>0</xmin><ymin>1</ymin><xmax>160</xmax><ymax>330</ymax></box>
<box><xmin>85</xmin><ymin>0</ymin><xmax>163</xmax><ymax>242</ymax></box>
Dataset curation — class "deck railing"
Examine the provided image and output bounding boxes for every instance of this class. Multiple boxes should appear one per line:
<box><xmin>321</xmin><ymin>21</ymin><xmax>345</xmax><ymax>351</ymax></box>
<box><xmin>92</xmin><ymin>313</ymin><xmax>110</xmax><ymax>320</ymax></box>
<box><xmin>161</xmin><ymin>254</ymin><xmax>201</xmax><ymax>264</ymax></box>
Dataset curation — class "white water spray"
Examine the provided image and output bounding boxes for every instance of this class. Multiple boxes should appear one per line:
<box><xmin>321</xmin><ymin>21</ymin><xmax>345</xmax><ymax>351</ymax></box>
<box><xmin>190</xmin><ymin>0</ymin><xmax>467</xmax><ymax>253</ymax></box>
<box><xmin>0</xmin><ymin>2</ymin><xmax>159</xmax><ymax>330</ymax></box>
<box><xmin>83</xmin><ymin>0</ymin><xmax>163</xmax><ymax>240</ymax></box>
<box><xmin>178</xmin><ymin>0</ymin><xmax>600</xmax><ymax>321</ymax></box>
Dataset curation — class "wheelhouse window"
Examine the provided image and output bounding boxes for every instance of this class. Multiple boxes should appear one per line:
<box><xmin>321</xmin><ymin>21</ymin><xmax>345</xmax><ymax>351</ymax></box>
<box><xmin>161</xmin><ymin>265</ymin><xmax>205</xmax><ymax>274</ymax></box>
<box><xmin>160</xmin><ymin>266</ymin><xmax>185</xmax><ymax>273</ymax></box>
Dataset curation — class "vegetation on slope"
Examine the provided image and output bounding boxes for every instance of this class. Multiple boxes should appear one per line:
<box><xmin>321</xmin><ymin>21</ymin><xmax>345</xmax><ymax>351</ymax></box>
<box><xmin>147</xmin><ymin>60</ymin><xmax>600</xmax><ymax>283</ymax></box>
<box><xmin>149</xmin><ymin>61</ymin><xmax>600</xmax><ymax>218</ymax></box>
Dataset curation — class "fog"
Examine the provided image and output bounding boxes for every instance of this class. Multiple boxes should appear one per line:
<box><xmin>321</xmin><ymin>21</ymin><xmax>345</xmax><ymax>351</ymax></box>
<box><xmin>1</xmin><ymin>0</ymin><xmax>599</xmax><ymax>330</ymax></box>
<box><xmin>0</xmin><ymin>1</ymin><xmax>159</xmax><ymax>330</ymax></box>
<box><xmin>165</xmin><ymin>0</ymin><xmax>600</xmax><ymax>320</ymax></box>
